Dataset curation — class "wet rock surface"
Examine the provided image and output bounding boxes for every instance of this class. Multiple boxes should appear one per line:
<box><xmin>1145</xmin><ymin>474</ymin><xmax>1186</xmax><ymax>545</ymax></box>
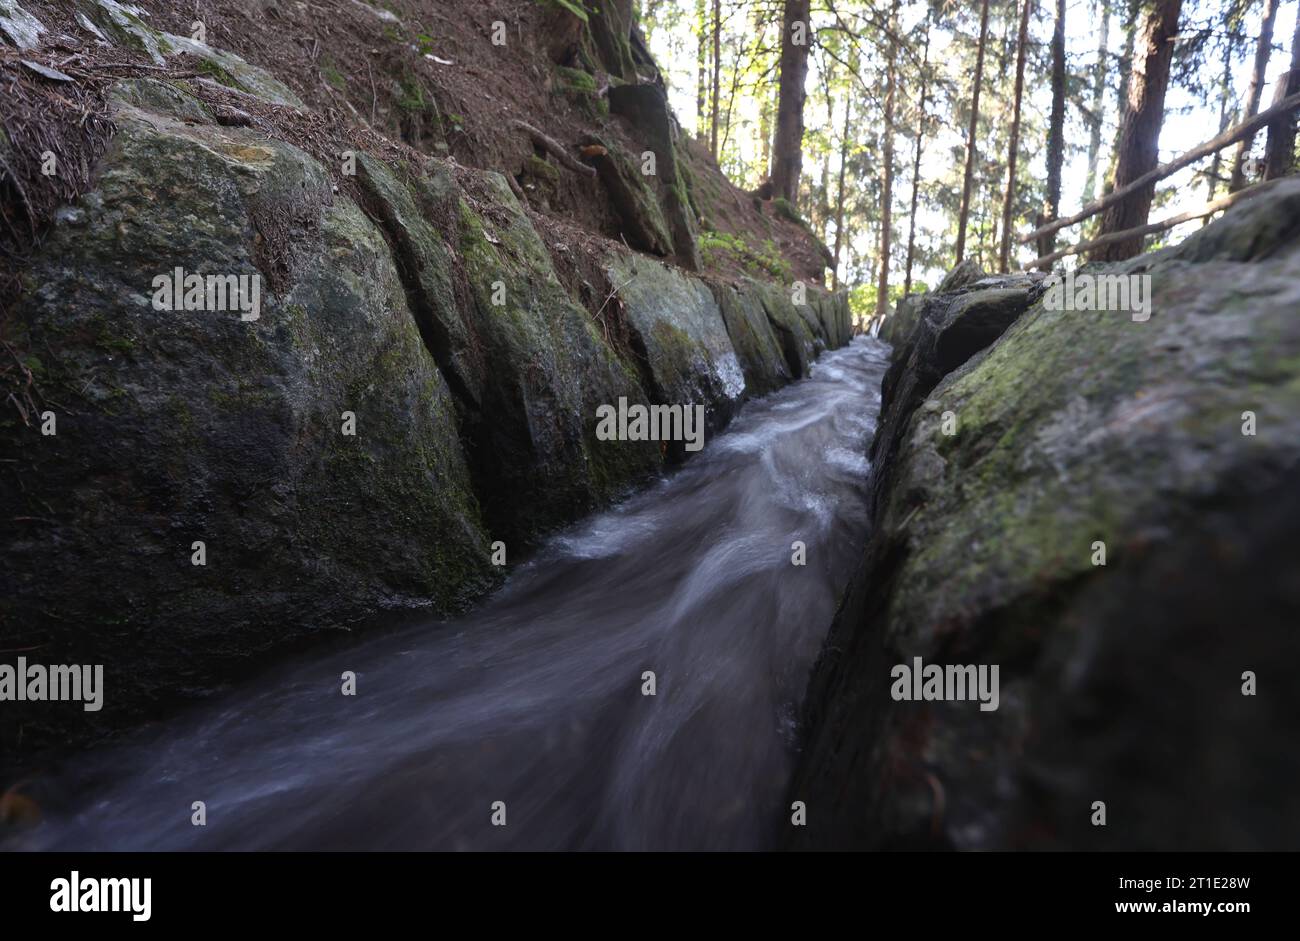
<box><xmin>789</xmin><ymin>182</ymin><xmax>1300</xmax><ymax>850</ymax></box>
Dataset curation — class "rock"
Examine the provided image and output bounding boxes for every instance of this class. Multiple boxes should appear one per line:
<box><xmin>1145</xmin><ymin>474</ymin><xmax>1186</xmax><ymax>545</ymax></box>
<box><xmin>709</xmin><ymin>279</ymin><xmax>792</xmax><ymax>396</ymax></box>
<box><xmin>72</xmin><ymin>1</ymin><xmax>302</xmax><ymax>106</ymax></box>
<box><xmin>73</xmin><ymin>0</ymin><xmax>167</xmax><ymax>64</ymax></box>
<box><xmin>162</xmin><ymin>33</ymin><xmax>304</xmax><ymax>108</ymax></box>
<box><xmin>0</xmin><ymin>81</ymin><xmax>495</xmax><ymax>762</ymax></box>
<box><xmin>754</xmin><ymin>281</ymin><xmax>817</xmax><ymax>379</ymax></box>
<box><xmin>352</xmin><ymin>154</ymin><xmax>481</xmax><ymax>408</ymax></box>
<box><xmin>789</xmin><ymin>179</ymin><xmax>1300</xmax><ymax>850</ymax></box>
<box><xmin>606</xmin><ymin>251</ymin><xmax>745</xmax><ymax>447</ymax></box>
<box><xmin>879</xmin><ymin>292</ymin><xmax>922</xmax><ymax>346</ymax></box>
<box><xmin>608</xmin><ymin>84</ymin><xmax>701</xmax><ymax>271</ymax></box>
<box><xmin>935</xmin><ymin>257</ymin><xmax>986</xmax><ymax>293</ymax></box>
<box><xmin>1</xmin><ymin>1</ymin><xmax>45</xmax><ymax>50</ymax></box>
<box><xmin>581</xmin><ymin>134</ymin><xmax>673</xmax><ymax>257</ymax></box>
<box><xmin>587</xmin><ymin>0</ymin><xmax>637</xmax><ymax>81</ymax></box>
<box><xmin>534</xmin><ymin>0</ymin><xmax>586</xmax><ymax>65</ymax></box>
<box><xmin>454</xmin><ymin>172</ymin><xmax>661</xmax><ymax>537</ymax></box>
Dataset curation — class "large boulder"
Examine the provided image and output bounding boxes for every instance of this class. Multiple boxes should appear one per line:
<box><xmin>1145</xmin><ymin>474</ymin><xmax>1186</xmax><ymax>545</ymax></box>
<box><xmin>754</xmin><ymin>281</ymin><xmax>818</xmax><ymax>379</ymax></box>
<box><xmin>451</xmin><ymin>172</ymin><xmax>661</xmax><ymax>539</ymax></box>
<box><xmin>605</xmin><ymin>251</ymin><xmax>745</xmax><ymax>446</ymax></box>
<box><xmin>709</xmin><ymin>278</ymin><xmax>792</xmax><ymax>396</ymax></box>
<box><xmin>790</xmin><ymin>181</ymin><xmax>1300</xmax><ymax>850</ymax></box>
<box><xmin>0</xmin><ymin>80</ymin><xmax>494</xmax><ymax>760</ymax></box>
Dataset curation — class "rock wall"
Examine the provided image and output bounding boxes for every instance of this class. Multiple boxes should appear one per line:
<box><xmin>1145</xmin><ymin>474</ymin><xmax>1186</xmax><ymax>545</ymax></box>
<box><xmin>0</xmin><ymin>47</ymin><xmax>851</xmax><ymax>762</ymax></box>
<box><xmin>788</xmin><ymin>181</ymin><xmax>1300</xmax><ymax>851</ymax></box>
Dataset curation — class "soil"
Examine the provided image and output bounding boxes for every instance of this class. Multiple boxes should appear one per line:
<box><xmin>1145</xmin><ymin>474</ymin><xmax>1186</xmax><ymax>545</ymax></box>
<box><xmin>1</xmin><ymin>0</ymin><xmax>832</xmax><ymax>286</ymax></box>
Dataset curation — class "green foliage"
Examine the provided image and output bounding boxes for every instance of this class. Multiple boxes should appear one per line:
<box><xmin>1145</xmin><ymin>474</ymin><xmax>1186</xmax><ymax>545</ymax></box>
<box><xmin>771</xmin><ymin>197</ymin><xmax>803</xmax><ymax>226</ymax></box>
<box><xmin>539</xmin><ymin>0</ymin><xmax>589</xmax><ymax>23</ymax></box>
<box><xmin>699</xmin><ymin>230</ymin><xmax>793</xmax><ymax>282</ymax></box>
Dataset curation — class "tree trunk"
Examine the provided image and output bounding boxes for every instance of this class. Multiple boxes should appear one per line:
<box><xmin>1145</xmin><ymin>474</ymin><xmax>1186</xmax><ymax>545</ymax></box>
<box><xmin>1093</xmin><ymin>0</ymin><xmax>1184</xmax><ymax>262</ymax></box>
<box><xmin>710</xmin><ymin>0</ymin><xmax>722</xmax><ymax>160</ymax></box>
<box><xmin>832</xmin><ymin>83</ymin><xmax>852</xmax><ymax>289</ymax></box>
<box><xmin>1084</xmin><ymin>0</ymin><xmax>1112</xmax><ymax>203</ymax></box>
<box><xmin>1205</xmin><ymin>31</ymin><xmax>1239</xmax><ymax>221</ymax></box>
<box><xmin>1263</xmin><ymin>5</ymin><xmax>1300</xmax><ymax>179</ymax></box>
<box><xmin>755</xmin><ymin>5</ymin><xmax>774</xmax><ymax>179</ymax></box>
<box><xmin>999</xmin><ymin>0</ymin><xmax>1035</xmax><ymax>272</ymax></box>
<box><xmin>695</xmin><ymin>0</ymin><xmax>707</xmax><ymax>135</ymax></box>
<box><xmin>903</xmin><ymin>23</ymin><xmax>932</xmax><ymax>297</ymax></box>
<box><xmin>955</xmin><ymin>0</ymin><xmax>992</xmax><ymax>264</ymax></box>
<box><xmin>771</xmin><ymin>0</ymin><xmax>812</xmax><ymax>206</ymax></box>
<box><xmin>876</xmin><ymin>6</ymin><xmax>899</xmax><ymax>319</ymax></box>
<box><xmin>1229</xmin><ymin>0</ymin><xmax>1281</xmax><ymax>191</ymax></box>
<box><xmin>1038</xmin><ymin>0</ymin><xmax>1068</xmax><ymax>264</ymax></box>
<box><xmin>1103</xmin><ymin>0</ymin><xmax>1141</xmax><ymax>196</ymax></box>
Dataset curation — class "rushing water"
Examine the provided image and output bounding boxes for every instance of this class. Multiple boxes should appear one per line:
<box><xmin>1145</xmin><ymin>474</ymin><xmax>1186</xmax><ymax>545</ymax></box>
<box><xmin>14</xmin><ymin>338</ymin><xmax>890</xmax><ymax>851</ymax></box>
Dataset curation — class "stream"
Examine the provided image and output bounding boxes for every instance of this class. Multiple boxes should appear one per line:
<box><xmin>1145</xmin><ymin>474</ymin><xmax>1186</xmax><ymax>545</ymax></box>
<box><xmin>16</xmin><ymin>337</ymin><xmax>890</xmax><ymax>851</ymax></box>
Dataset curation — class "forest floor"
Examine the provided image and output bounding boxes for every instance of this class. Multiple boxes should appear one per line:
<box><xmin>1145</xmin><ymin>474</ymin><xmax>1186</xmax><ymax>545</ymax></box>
<box><xmin>1</xmin><ymin>0</ymin><xmax>832</xmax><ymax>289</ymax></box>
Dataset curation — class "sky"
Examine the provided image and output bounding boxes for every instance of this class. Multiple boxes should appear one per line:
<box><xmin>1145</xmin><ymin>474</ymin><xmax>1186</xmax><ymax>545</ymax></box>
<box><xmin>643</xmin><ymin>0</ymin><xmax>1299</xmax><ymax>288</ymax></box>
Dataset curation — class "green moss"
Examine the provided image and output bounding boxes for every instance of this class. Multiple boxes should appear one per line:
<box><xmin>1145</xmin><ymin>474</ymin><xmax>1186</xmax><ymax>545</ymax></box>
<box><xmin>321</xmin><ymin>64</ymin><xmax>347</xmax><ymax>90</ymax></box>
<box><xmin>397</xmin><ymin>75</ymin><xmax>429</xmax><ymax>112</ymax></box>
<box><xmin>524</xmin><ymin>155</ymin><xmax>560</xmax><ymax>184</ymax></box>
<box><xmin>556</xmin><ymin>66</ymin><xmax>597</xmax><ymax>95</ymax></box>
<box><xmin>772</xmin><ymin>197</ymin><xmax>802</xmax><ymax>226</ymax></box>
<box><xmin>196</xmin><ymin>57</ymin><xmax>239</xmax><ymax>89</ymax></box>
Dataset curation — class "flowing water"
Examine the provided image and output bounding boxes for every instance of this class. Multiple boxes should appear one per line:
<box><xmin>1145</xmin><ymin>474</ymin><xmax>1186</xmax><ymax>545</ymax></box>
<box><xmin>17</xmin><ymin>338</ymin><xmax>890</xmax><ymax>851</ymax></box>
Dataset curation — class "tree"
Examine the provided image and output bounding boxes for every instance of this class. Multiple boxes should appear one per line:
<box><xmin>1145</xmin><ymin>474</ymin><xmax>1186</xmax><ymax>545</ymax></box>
<box><xmin>832</xmin><ymin>52</ymin><xmax>857</xmax><ymax>289</ymax></box>
<box><xmin>955</xmin><ymin>0</ymin><xmax>992</xmax><ymax>264</ymax></box>
<box><xmin>903</xmin><ymin>18</ymin><xmax>933</xmax><ymax>296</ymax></box>
<box><xmin>772</xmin><ymin>0</ymin><xmax>812</xmax><ymax>205</ymax></box>
<box><xmin>876</xmin><ymin>0</ymin><xmax>900</xmax><ymax>317</ymax></box>
<box><xmin>1102</xmin><ymin>0</ymin><xmax>1142</xmax><ymax>199</ymax></box>
<box><xmin>696</xmin><ymin>0</ymin><xmax>708</xmax><ymax>133</ymax></box>
<box><xmin>710</xmin><ymin>0</ymin><xmax>722</xmax><ymax>160</ymax></box>
<box><xmin>1039</xmin><ymin>0</ymin><xmax>1067</xmax><ymax>264</ymax></box>
<box><xmin>999</xmin><ymin>0</ymin><xmax>1035</xmax><ymax>272</ymax></box>
<box><xmin>1205</xmin><ymin>20</ymin><xmax>1243</xmax><ymax>215</ymax></box>
<box><xmin>1084</xmin><ymin>0</ymin><xmax>1113</xmax><ymax>203</ymax></box>
<box><xmin>1264</xmin><ymin>2</ymin><xmax>1300</xmax><ymax>178</ymax></box>
<box><xmin>1229</xmin><ymin>0</ymin><xmax>1282</xmax><ymax>191</ymax></box>
<box><xmin>1093</xmin><ymin>0</ymin><xmax>1184</xmax><ymax>261</ymax></box>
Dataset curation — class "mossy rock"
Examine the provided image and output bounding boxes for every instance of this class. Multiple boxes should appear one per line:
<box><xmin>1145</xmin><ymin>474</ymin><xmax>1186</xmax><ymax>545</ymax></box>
<box><xmin>74</xmin><ymin>1</ymin><xmax>302</xmax><ymax>106</ymax></box>
<box><xmin>452</xmin><ymin>171</ymin><xmax>660</xmax><ymax>538</ymax></box>
<box><xmin>0</xmin><ymin>80</ymin><xmax>491</xmax><ymax>761</ymax></box>
<box><xmin>709</xmin><ymin>278</ymin><xmax>792</xmax><ymax>396</ymax></box>
<box><xmin>605</xmin><ymin>252</ymin><xmax>744</xmax><ymax>436</ymax></box>
<box><xmin>608</xmin><ymin>83</ymin><xmax>702</xmax><ymax>271</ymax></box>
<box><xmin>790</xmin><ymin>181</ymin><xmax>1300</xmax><ymax>851</ymax></box>
<box><xmin>582</xmin><ymin>135</ymin><xmax>672</xmax><ymax>257</ymax></box>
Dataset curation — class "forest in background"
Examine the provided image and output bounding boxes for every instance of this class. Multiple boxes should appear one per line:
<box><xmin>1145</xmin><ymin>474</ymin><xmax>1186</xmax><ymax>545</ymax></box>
<box><xmin>638</xmin><ymin>0</ymin><xmax>1300</xmax><ymax>319</ymax></box>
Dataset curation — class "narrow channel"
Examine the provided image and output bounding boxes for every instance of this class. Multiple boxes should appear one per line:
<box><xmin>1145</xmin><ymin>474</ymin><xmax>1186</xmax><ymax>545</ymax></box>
<box><xmin>20</xmin><ymin>338</ymin><xmax>891</xmax><ymax>851</ymax></box>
